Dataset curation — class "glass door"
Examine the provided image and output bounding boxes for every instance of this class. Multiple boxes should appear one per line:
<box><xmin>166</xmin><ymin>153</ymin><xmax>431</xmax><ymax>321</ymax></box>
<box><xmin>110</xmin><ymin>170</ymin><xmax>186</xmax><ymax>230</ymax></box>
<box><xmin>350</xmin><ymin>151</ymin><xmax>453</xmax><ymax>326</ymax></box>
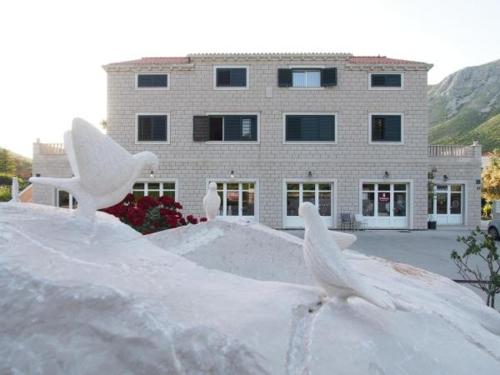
<box><xmin>216</xmin><ymin>182</ymin><xmax>256</xmax><ymax>220</ymax></box>
<box><xmin>361</xmin><ymin>183</ymin><xmax>408</xmax><ymax>228</ymax></box>
<box><xmin>285</xmin><ymin>182</ymin><xmax>333</xmax><ymax>228</ymax></box>
<box><xmin>432</xmin><ymin>184</ymin><xmax>463</xmax><ymax>225</ymax></box>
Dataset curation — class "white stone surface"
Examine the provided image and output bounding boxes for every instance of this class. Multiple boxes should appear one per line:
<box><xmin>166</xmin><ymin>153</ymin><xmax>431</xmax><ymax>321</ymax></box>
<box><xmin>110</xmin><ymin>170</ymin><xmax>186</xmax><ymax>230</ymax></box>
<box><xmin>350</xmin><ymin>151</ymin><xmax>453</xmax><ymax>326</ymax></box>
<box><xmin>29</xmin><ymin>118</ymin><xmax>158</xmax><ymax>218</ymax></box>
<box><xmin>203</xmin><ymin>181</ymin><xmax>221</xmax><ymax>220</ymax></box>
<box><xmin>10</xmin><ymin>177</ymin><xmax>19</xmax><ymax>202</ymax></box>
<box><xmin>1</xmin><ymin>202</ymin><xmax>499</xmax><ymax>374</ymax></box>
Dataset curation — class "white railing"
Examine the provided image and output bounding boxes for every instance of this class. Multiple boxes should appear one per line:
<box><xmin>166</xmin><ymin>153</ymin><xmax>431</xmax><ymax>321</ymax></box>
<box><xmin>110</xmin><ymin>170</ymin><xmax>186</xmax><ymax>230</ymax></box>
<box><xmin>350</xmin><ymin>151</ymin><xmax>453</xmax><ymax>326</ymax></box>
<box><xmin>39</xmin><ymin>143</ymin><xmax>65</xmax><ymax>155</ymax></box>
<box><xmin>428</xmin><ymin>145</ymin><xmax>474</xmax><ymax>158</ymax></box>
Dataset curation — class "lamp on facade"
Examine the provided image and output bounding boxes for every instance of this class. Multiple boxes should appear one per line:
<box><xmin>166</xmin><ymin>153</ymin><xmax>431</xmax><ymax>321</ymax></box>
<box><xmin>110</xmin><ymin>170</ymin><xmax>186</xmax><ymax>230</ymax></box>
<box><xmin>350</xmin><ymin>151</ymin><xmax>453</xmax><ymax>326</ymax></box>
<box><xmin>443</xmin><ymin>175</ymin><xmax>449</xmax><ymax>181</ymax></box>
<box><xmin>230</xmin><ymin>170</ymin><xmax>235</xmax><ymax>179</ymax></box>
<box><xmin>384</xmin><ymin>171</ymin><xmax>390</xmax><ymax>179</ymax></box>
<box><xmin>150</xmin><ymin>170</ymin><xmax>155</xmax><ymax>179</ymax></box>
<box><xmin>308</xmin><ymin>171</ymin><xmax>313</xmax><ymax>178</ymax></box>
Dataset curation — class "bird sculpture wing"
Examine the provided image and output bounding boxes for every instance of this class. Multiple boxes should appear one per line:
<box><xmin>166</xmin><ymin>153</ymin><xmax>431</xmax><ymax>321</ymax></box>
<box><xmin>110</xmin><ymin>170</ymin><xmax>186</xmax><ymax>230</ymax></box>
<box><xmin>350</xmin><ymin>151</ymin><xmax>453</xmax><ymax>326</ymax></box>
<box><xmin>63</xmin><ymin>130</ymin><xmax>80</xmax><ymax>178</ymax></box>
<box><xmin>70</xmin><ymin>118</ymin><xmax>136</xmax><ymax>196</ymax></box>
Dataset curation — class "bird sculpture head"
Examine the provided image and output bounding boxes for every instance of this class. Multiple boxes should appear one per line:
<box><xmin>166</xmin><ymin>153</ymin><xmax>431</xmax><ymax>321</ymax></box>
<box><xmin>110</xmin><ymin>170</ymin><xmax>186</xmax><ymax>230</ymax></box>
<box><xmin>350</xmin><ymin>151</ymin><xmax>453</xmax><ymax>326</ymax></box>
<box><xmin>208</xmin><ymin>181</ymin><xmax>217</xmax><ymax>191</ymax></box>
<box><xmin>137</xmin><ymin>151</ymin><xmax>159</xmax><ymax>174</ymax></box>
<box><xmin>299</xmin><ymin>202</ymin><xmax>324</xmax><ymax>228</ymax></box>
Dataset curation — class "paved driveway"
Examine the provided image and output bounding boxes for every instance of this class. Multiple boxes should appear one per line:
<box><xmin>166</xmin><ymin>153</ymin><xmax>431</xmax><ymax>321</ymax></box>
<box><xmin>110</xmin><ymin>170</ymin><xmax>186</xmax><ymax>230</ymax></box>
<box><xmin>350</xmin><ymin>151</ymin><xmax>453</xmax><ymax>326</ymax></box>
<box><xmin>286</xmin><ymin>227</ymin><xmax>489</xmax><ymax>281</ymax></box>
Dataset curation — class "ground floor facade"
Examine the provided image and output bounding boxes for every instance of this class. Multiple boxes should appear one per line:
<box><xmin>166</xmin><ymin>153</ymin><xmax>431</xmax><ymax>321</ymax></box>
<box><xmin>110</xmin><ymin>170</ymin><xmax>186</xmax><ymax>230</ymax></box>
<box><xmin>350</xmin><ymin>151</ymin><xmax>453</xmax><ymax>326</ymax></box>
<box><xmin>32</xmin><ymin>151</ymin><xmax>482</xmax><ymax>230</ymax></box>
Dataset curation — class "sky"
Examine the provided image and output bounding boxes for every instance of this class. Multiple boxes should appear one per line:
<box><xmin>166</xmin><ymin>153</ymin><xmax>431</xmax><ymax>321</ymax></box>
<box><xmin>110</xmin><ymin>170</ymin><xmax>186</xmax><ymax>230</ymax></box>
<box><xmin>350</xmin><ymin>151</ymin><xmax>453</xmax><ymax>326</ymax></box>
<box><xmin>0</xmin><ymin>0</ymin><xmax>499</xmax><ymax>158</ymax></box>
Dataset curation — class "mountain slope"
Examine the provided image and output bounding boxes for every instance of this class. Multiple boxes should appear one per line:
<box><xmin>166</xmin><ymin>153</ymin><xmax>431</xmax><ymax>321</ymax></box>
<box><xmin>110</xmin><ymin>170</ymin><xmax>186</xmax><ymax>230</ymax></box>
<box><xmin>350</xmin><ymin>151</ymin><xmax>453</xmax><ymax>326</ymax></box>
<box><xmin>0</xmin><ymin>147</ymin><xmax>31</xmax><ymax>179</ymax></box>
<box><xmin>428</xmin><ymin>59</ymin><xmax>500</xmax><ymax>151</ymax></box>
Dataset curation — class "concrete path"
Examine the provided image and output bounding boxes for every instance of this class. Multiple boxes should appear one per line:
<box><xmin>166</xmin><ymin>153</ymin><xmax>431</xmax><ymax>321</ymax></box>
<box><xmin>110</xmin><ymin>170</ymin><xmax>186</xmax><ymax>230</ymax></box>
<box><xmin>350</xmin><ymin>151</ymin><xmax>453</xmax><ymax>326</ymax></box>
<box><xmin>286</xmin><ymin>227</ymin><xmax>486</xmax><ymax>280</ymax></box>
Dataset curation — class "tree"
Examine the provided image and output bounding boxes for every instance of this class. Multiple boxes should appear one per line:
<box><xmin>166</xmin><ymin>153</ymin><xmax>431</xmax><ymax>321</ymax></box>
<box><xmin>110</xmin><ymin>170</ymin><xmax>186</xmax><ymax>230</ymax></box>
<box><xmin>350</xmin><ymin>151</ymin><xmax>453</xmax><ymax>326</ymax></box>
<box><xmin>451</xmin><ymin>227</ymin><xmax>500</xmax><ymax>308</ymax></box>
<box><xmin>0</xmin><ymin>148</ymin><xmax>16</xmax><ymax>175</ymax></box>
<box><xmin>482</xmin><ymin>149</ymin><xmax>500</xmax><ymax>202</ymax></box>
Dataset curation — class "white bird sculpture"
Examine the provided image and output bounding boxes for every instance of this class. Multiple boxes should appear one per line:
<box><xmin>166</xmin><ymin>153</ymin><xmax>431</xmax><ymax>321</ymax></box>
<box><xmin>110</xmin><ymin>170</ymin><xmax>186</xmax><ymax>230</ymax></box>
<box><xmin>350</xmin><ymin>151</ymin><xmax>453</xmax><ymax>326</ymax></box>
<box><xmin>299</xmin><ymin>202</ymin><xmax>394</xmax><ymax>309</ymax></box>
<box><xmin>30</xmin><ymin>118</ymin><xmax>158</xmax><ymax>219</ymax></box>
<box><xmin>203</xmin><ymin>182</ymin><xmax>221</xmax><ymax>220</ymax></box>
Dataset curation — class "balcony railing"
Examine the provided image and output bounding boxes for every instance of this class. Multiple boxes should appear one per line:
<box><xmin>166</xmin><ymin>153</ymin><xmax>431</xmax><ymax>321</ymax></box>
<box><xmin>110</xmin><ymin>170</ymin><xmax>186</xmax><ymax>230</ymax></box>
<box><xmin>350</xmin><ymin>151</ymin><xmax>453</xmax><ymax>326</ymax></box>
<box><xmin>428</xmin><ymin>145</ymin><xmax>474</xmax><ymax>158</ymax></box>
<box><xmin>39</xmin><ymin>143</ymin><xmax>65</xmax><ymax>155</ymax></box>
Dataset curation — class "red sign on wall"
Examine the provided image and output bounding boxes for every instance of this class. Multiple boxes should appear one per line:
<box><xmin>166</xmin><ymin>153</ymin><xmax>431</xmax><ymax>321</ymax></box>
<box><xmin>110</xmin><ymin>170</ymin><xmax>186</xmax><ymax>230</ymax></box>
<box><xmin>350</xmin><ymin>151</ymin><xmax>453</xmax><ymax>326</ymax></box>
<box><xmin>379</xmin><ymin>193</ymin><xmax>390</xmax><ymax>203</ymax></box>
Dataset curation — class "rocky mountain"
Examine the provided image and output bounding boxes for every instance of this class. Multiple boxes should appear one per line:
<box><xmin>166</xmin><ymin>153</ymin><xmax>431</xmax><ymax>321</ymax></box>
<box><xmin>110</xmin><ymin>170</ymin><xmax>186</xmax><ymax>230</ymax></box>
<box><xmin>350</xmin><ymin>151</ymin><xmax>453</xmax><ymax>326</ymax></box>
<box><xmin>428</xmin><ymin>59</ymin><xmax>500</xmax><ymax>151</ymax></box>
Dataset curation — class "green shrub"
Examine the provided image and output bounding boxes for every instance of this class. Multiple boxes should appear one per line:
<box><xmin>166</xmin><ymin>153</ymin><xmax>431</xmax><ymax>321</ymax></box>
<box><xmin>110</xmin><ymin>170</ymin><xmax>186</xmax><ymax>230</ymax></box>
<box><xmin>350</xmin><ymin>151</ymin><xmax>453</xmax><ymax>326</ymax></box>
<box><xmin>0</xmin><ymin>185</ymin><xmax>11</xmax><ymax>202</ymax></box>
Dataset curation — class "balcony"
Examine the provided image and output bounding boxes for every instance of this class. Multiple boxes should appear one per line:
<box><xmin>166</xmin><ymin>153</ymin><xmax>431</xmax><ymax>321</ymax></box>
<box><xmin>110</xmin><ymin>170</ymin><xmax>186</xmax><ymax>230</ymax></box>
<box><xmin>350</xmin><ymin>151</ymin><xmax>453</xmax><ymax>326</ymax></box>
<box><xmin>428</xmin><ymin>145</ymin><xmax>476</xmax><ymax>158</ymax></box>
<box><xmin>37</xmin><ymin>143</ymin><xmax>65</xmax><ymax>155</ymax></box>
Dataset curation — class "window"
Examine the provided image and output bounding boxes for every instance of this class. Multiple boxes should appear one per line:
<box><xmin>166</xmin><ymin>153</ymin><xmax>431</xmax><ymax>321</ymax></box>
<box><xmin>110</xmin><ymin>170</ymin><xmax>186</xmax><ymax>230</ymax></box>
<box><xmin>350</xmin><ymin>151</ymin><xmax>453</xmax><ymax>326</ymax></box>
<box><xmin>137</xmin><ymin>114</ymin><xmax>168</xmax><ymax>142</ymax></box>
<box><xmin>285</xmin><ymin>114</ymin><xmax>336</xmax><ymax>142</ymax></box>
<box><xmin>137</xmin><ymin>74</ymin><xmax>168</xmax><ymax>89</ymax></box>
<box><xmin>55</xmin><ymin>190</ymin><xmax>77</xmax><ymax>209</ymax></box>
<box><xmin>214</xmin><ymin>66</ymin><xmax>248</xmax><ymax>88</ymax></box>
<box><xmin>292</xmin><ymin>69</ymin><xmax>321</xmax><ymax>88</ymax></box>
<box><xmin>370</xmin><ymin>73</ymin><xmax>402</xmax><ymax>88</ymax></box>
<box><xmin>132</xmin><ymin>181</ymin><xmax>176</xmax><ymax>199</ymax></box>
<box><xmin>215</xmin><ymin>182</ymin><xmax>256</xmax><ymax>217</ymax></box>
<box><xmin>362</xmin><ymin>183</ymin><xmax>407</xmax><ymax>218</ymax></box>
<box><xmin>278</xmin><ymin>68</ymin><xmax>336</xmax><ymax>87</ymax></box>
<box><xmin>193</xmin><ymin>114</ymin><xmax>258</xmax><ymax>142</ymax></box>
<box><xmin>285</xmin><ymin>182</ymin><xmax>333</xmax><ymax>227</ymax></box>
<box><xmin>370</xmin><ymin>114</ymin><xmax>402</xmax><ymax>143</ymax></box>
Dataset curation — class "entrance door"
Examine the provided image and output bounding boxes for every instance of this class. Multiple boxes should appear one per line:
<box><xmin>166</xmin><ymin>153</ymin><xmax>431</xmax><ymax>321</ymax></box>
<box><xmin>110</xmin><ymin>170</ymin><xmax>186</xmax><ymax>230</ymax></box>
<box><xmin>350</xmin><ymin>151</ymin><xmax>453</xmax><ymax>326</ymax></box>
<box><xmin>361</xmin><ymin>183</ymin><xmax>409</xmax><ymax>228</ymax></box>
<box><xmin>215</xmin><ymin>182</ymin><xmax>257</xmax><ymax>220</ymax></box>
<box><xmin>431</xmin><ymin>184</ymin><xmax>463</xmax><ymax>225</ymax></box>
<box><xmin>285</xmin><ymin>182</ymin><xmax>333</xmax><ymax>228</ymax></box>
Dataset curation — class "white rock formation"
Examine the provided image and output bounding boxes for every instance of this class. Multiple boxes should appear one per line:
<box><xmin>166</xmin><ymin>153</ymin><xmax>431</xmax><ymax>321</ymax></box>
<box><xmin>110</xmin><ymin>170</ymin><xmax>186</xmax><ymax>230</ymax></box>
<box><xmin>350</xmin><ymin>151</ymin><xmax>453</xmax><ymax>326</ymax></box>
<box><xmin>29</xmin><ymin>118</ymin><xmax>158</xmax><ymax>219</ymax></box>
<box><xmin>299</xmin><ymin>202</ymin><xmax>394</xmax><ymax>309</ymax></box>
<box><xmin>203</xmin><ymin>181</ymin><xmax>221</xmax><ymax>220</ymax></box>
<box><xmin>1</xmin><ymin>203</ymin><xmax>500</xmax><ymax>374</ymax></box>
<box><xmin>10</xmin><ymin>177</ymin><xmax>19</xmax><ymax>202</ymax></box>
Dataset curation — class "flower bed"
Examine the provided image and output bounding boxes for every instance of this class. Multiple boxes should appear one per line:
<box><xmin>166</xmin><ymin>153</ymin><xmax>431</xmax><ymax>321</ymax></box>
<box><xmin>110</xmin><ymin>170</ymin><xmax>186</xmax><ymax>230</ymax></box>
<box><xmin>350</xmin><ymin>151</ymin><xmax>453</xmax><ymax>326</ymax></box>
<box><xmin>101</xmin><ymin>194</ymin><xmax>206</xmax><ymax>234</ymax></box>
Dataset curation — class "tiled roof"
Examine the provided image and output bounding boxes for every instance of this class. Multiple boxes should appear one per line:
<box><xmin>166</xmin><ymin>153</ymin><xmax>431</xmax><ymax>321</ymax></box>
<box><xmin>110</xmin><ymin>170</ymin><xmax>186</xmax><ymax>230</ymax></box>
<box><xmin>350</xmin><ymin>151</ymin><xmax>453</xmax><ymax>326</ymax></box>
<box><xmin>348</xmin><ymin>56</ymin><xmax>428</xmax><ymax>65</ymax></box>
<box><xmin>107</xmin><ymin>57</ymin><xmax>191</xmax><ymax>66</ymax></box>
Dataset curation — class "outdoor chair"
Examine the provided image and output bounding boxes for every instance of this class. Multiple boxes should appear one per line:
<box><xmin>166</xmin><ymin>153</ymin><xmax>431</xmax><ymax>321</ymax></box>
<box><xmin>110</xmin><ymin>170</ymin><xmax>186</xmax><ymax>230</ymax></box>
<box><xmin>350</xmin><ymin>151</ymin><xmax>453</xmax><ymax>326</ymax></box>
<box><xmin>340</xmin><ymin>212</ymin><xmax>354</xmax><ymax>231</ymax></box>
<box><xmin>354</xmin><ymin>214</ymin><xmax>367</xmax><ymax>231</ymax></box>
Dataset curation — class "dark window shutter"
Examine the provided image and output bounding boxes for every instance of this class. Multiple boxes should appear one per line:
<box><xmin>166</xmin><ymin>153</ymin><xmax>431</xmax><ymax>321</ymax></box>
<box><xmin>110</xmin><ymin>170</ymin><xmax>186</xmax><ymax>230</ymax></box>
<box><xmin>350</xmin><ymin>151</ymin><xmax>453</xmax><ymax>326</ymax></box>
<box><xmin>138</xmin><ymin>74</ymin><xmax>168</xmax><ymax>88</ymax></box>
<box><xmin>193</xmin><ymin>116</ymin><xmax>209</xmax><ymax>142</ymax></box>
<box><xmin>230</xmin><ymin>69</ymin><xmax>247</xmax><ymax>87</ymax></box>
<box><xmin>278</xmin><ymin>69</ymin><xmax>293</xmax><ymax>87</ymax></box>
<box><xmin>216</xmin><ymin>69</ymin><xmax>231</xmax><ymax>86</ymax></box>
<box><xmin>384</xmin><ymin>115</ymin><xmax>402</xmax><ymax>141</ymax></box>
<box><xmin>321</xmin><ymin>68</ymin><xmax>337</xmax><ymax>87</ymax></box>
<box><xmin>371</xmin><ymin>74</ymin><xmax>401</xmax><ymax>87</ymax></box>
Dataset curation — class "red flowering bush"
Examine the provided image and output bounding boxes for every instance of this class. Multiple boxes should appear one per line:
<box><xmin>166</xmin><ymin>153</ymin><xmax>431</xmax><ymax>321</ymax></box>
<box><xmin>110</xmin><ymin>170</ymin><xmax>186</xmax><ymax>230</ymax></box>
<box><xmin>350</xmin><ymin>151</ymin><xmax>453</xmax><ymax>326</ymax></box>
<box><xmin>101</xmin><ymin>193</ymin><xmax>206</xmax><ymax>234</ymax></box>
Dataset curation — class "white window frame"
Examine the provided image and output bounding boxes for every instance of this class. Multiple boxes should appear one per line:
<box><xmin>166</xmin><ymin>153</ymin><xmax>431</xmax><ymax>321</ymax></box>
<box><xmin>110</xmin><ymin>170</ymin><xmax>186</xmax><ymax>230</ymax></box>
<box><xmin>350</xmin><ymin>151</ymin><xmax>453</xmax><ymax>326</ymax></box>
<box><xmin>288</xmin><ymin>65</ymin><xmax>325</xmax><ymax>90</ymax></box>
<box><xmin>213</xmin><ymin>65</ymin><xmax>249</xmax><ymax>90</ymax></box>
<box><xmin>368</xmin><ymin>113</ymin><xmax>404</xmax><ymax>145</ymax></box>
<box><xmin>429</xmin><ymin>180</ymin><xmax>467</xmax><ymax>225</ymax></box>
<box><xmin>135</xmin><ymin>73</ymin><xmax>170</xmax><ymax>90</ymax></box>
<box><xmin>206</xmin><ymin>178</ymin><xmax>259</xmax><ymax>221</ymax></box>
<box><xmin>135</xmin><ymin>113</ymin><xmax>170</xmax><ymax>144</ymax></box>
<box><xmin>368</xmin><ymin>72</ymin><xmax>404</xmax><ymax>90</ymax></box>
<box><xmin>205</xmin><ymin>112</ymin><xmax>260</xmax><ymax>144</ymax></box>
<box><xmin>358</xmin><ymin>179</ymin><xmax>414</xmax><ymax>229</ymax></box>
<box><xmin>282</xmin><ymin>179</ymin><xmax>337</xmax><ymax>229</ymax></box>
<box><xmin>282</xmin><ymin>112</ymin><xmax>338</xmax><ymax>145</ymax></box>
<box><xmin>132</xmin><ymin>180</ymin><xmax>179</xmax><ymax>200</ymax></box>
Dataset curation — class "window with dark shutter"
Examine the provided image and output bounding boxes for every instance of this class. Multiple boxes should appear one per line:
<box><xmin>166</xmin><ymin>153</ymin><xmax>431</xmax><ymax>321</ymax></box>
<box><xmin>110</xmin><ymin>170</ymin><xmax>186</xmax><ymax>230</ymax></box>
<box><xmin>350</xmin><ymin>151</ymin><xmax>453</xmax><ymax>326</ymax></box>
<box><xmin>215</xmin><ymin>68</ymin><xmax>247</xmax><ymax>88</ymax></box>
<box><xmin>193</xmin><ymin>116</ymin><xmax>210</xmax><ymax>142</ymax></box>
<box><xmin>371</xmin><ymin>115</ymin><xmax>402</xmax><ymax>142</ymax></box>
<box><xmin>370</xmin><ymin>74</ymin><xmax>402</xmax><ymax>88</ymax></box>
<box><xmin>285</xmin><ymin>115</ymin><xmax>335</xmax><ymax>142</ymax></box>
<box><xmin>206</xmin><ymin>115</ymin><xmax>258</xmax><ymax>141</ymax></box>
<box><xmin>137</xmin><ymin>74</ymin><xmax>168</xmax><ymax>88</ymax></box>
<box><xmin>138</xmin><ymin>115</ymin><xmax>168</xmax><ymax>142</ymax></box>
<box><xmin>321</xmin><ymin>68</ymin><xmax>337</xmax><ymax>87</ymax></box>
<box><xmin>278</xmin><ymin>69</ymin><xmax>293</xmax><ymax>87</ymax></box>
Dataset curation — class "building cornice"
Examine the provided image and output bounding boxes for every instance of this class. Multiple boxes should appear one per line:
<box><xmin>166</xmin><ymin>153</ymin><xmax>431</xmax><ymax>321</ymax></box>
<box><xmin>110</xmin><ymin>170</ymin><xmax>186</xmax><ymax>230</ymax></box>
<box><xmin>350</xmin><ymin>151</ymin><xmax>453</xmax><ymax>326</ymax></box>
<box><xmin>345</xmin><ymin>63</ymin><xmax>433</xmax><ymax>71</ymax></box>
<box><xmin>187</xmin><ymin>52</ymin><xmax>353</xmax><ymax>62</ymax></box>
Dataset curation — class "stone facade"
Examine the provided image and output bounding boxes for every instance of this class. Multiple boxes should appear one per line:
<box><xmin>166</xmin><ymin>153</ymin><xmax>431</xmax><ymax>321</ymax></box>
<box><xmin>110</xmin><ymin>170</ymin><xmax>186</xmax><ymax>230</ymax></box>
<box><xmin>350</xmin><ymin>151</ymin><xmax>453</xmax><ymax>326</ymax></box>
<box><xmin>32</xmin><ymin>53</ymin><xmax>482</xmax><ymax>229</ymax></box>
